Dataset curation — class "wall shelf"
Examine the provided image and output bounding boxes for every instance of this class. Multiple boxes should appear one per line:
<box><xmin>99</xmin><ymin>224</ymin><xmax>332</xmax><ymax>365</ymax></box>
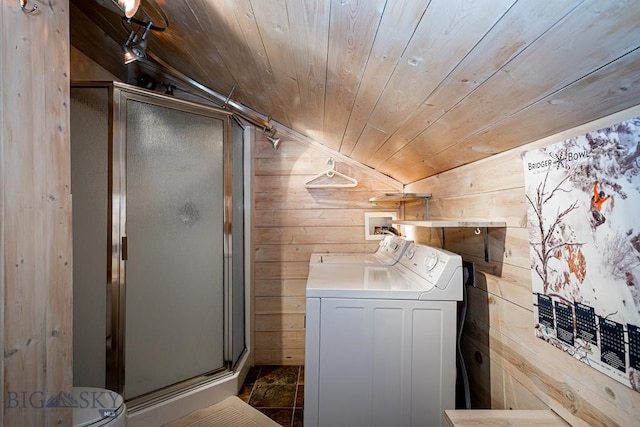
<box><xmin>391</xmin><ymin>219</ymin><xmax>506</xmax><ymax>228</ymax></box>
<box><xmin>369</xmin><ymin>192</ymin><xmax>432</xmax><ymax>217</ymax></box>
<box><xmin>391</xmin><ymin>219</ymin><xmax>505</xmax><ymax>262</ymax></box>
<box><xmin>369</xmin><ymin>193</ymin><xmax>505</xmax><ymax>262</ymax></box>
<box><xmin>368</xmin><ymin>192</ymin><xmax>432</xmax><ymax>202</ymax></box>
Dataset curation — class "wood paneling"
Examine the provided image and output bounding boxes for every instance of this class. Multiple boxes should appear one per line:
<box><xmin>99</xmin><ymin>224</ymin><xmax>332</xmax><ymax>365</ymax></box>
<box><xmin>405</xmin><ymin>106</ymin><xmax>640</xmax><ymax>426</ymax></box>
<box><xmin>444</xmin><ymin>409</ymin><xmax>567</xmax><ymax>426</ymax></box>
<box><xmin>339</xmin><ymin>0</ymin><xmax>430</xmax><ymax>156</ymax></box>
<box><xmin>255</xmin><ymin>314</ymin><xmax>305</xmax><ymax>331</ymax></box>
<box><xmin>350</xmin><ymin>0</ymin><xmax>516</xmax><ymax>164</ymax></box>
<box><xmin>252</xmin><ymin>129</ymin><xmax>402</xmax><ymax>364</ymax></box>
<box><xmin>70</xmin><ymin>3</ymin><xmax>127</xmax><ymax>82</ymax></box>
<box><xmin>70</xmin><ymin>46</ymin><xmax>119</xmax><ymax>81</ymax></box>
<box><xmin>1</xmin><ymin>1</ymin><xmax>72</xmax><ymax>425</ymax></box>
<box><xmin>321</xmin><ymin>0</ymin><xmax>385</xmax><ymax>150</ymax></box>
<box><xmin>70</xmin><ymin>0</ymin><xmax>640</xmax><ymax>185</ymax></box>
<box><xmin>255</xmin><ymin>243</ymin><xmax>378</xmax><ymax>262</ymax></box>
<box><xmin>370</xmin><ymin>0</ymin><xmax>583</xmax><ymax>169</ymax></box>
<box><xmin>254</xmin><ymin>279</ymin><xmax>307</xmax><ymax>297</ymax></box>
<box><xmin>255</xmin><ymin>297</ymin><xmax>305</xmax><ymax>315</ymax></box>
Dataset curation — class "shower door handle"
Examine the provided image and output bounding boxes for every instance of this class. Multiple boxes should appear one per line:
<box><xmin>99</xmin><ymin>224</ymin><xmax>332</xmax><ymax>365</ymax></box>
<box><xmin>122</xmin><ymin>236</ymin><xmax>128</xmax><ymax>261</ymax></box>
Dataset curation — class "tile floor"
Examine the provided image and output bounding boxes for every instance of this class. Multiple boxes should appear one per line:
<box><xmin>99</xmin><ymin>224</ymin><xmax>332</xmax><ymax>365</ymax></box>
<box><xmin>238</xmin><ymin>365</ymin><xmax>304</xmax><ymax>427</ymax></box>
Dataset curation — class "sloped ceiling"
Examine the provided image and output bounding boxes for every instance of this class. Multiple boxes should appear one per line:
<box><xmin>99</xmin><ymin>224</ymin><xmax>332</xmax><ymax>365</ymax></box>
<box><xmin>71</xmin><ymin>0</ymin><xmax>640</xmax><ymax>184</ymax></box>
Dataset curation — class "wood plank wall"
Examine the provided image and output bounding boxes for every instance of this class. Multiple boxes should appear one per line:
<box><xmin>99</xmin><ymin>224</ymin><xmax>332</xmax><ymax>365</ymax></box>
<box><xmin>252</xmin><ymin>128</ymin><xmax>402</xmax><ymax>365</ymax></box>
<box><xmin>404</xmin><ymin>106</ymin><xmax>640</xmax><ymax>426</ymax></box>
<box><xmin>1</xmin><ymin>1</ymin><xmax>72</xmax><ymax>425</ymax></box>
<box><xmin>70</xmin><ymin>2</ymin><xmax>128</xmax><ymax>83</ymax></box>
<box><xmin>71</xmin><ymin>46</ymin><xmax>119</xmax><ymax>82</ymax></box>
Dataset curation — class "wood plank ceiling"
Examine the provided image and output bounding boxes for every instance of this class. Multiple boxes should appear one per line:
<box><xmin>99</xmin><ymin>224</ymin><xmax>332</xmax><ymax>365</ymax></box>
<box><xmin>71</xmin><ymin>0</ymin><xmax>640</xmax><ymax>184</ymax></box>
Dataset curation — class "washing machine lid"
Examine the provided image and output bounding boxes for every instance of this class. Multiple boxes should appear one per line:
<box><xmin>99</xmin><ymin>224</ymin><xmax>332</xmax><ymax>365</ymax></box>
<box><xmin>306</xmin><ymin>263</ymin><xmax>433</xmax><ymax>299</ymax></box>
<box><xmin>306</xmin><ymin>243</ymin><xmax>463</xmax><ymax>301</ymax></box>
<box><xmin>72</xmin><ymin>387</ymin><xmax>124</xmax><ymax>427</ymax></box>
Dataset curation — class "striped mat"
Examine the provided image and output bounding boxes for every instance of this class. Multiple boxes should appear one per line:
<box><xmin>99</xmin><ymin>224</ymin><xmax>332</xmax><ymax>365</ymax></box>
<box><xmin>165</xmin><ymin>396</ymin><xmax>281</xmax><ymax>427</ymax></box>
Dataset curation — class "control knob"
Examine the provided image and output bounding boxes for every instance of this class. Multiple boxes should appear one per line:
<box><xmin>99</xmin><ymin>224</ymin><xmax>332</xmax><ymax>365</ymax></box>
<box><xmin>405</xmin><ymin>246</ymin><xmax>416</xmax><ymax>259</ymax></box>
<box><xmin>425</xmin><ymin>252</ymin><xmax>439</xmax><ymax>271</ymax></box>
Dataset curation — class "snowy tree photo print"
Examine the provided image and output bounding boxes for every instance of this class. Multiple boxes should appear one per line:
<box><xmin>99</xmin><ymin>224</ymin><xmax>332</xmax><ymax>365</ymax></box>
<box><xmin>523</xmin><ymin>116</ymin><xmax>640</xmax><ymax>392</ymax></box>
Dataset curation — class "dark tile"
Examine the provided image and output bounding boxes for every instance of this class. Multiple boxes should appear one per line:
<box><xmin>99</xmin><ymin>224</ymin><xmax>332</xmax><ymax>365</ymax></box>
<box><xmin>295</xmin><ymin>385</ymin><xmax>304</xmax><ymax>408</ymax></box>
<box><xmin>249</xmin><ymin>384</ymin><xmax>296</xmax><ymax>408</ymax></box>
<box><xmin>298</xmin><ymin>366</ymin><xmax>304</xmax><ymax>385</ymax></box>
<box><xmin>237</xmin><ymin>383</ymin><xmax>253</xmax><ymax>403</ymax></box>
<box><xmin>292</xmin><ymin>408</ymin><xmax>303</xmax><ymax>427</ymax></box>
<box><xmin>256</xmin><ymin>407</ymin><xmax>293</xmax><ymax>427</ymax></box>
<box><xmin>244</xmin><ymin>366</ymin><xmax>261</xmax><ymax>384</ymax></box>
<box><xmin>256</xmin><ymin>365</ymin><xmax>300</xmax><ymax>385</ymax></box>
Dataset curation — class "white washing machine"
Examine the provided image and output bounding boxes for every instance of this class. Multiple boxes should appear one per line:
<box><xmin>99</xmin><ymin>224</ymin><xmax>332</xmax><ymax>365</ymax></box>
<box><xmin>304</xmin><ymin>243</ymin><xmax>462</xmax><ymax>427</ymax></box>
<box><xmin>308</xmin><ymin>234</ymin><xmax>412</xmax><ymax>265</ymax></box>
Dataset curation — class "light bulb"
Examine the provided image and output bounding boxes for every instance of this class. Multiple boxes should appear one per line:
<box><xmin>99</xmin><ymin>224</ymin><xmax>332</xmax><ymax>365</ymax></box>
<box><xmin>118</xmin><ymin>0</ymin><xmax>140</xmax><ymax>18</ymax></box>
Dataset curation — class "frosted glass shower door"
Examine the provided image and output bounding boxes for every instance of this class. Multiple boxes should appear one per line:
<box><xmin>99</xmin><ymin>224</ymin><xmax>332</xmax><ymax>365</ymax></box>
<box><xmin>71</xmin><ymin>87</ymin><xmax>109</xmax><ymax>389</ymax></box>
<box><xmin>123</xmin><ymin>99</ymin><xmax>226</xmax><ymax>400</ymax></box>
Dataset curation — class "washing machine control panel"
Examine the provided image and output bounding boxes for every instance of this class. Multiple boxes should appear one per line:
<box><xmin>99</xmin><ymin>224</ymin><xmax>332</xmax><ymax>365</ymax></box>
<box><xmin>400</xmin><ymin>243</ymin><xmax>461</xmax><ymax>289</ymax></box>
<box><xmin>374</xmin><ymin>235</ymin><xmax>413</xmax><ymax>261</ymax></box>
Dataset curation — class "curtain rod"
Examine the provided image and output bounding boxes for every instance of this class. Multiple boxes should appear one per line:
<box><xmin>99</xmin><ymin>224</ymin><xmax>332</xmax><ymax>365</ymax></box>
<box><xmin>146</xmin><ymin>51</ymin><xmax>273</xmax><ymax>132</ymax></box>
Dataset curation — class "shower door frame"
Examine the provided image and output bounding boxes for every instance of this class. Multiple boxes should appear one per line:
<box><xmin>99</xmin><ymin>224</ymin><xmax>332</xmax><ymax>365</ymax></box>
<box><xmin>99</xmin><ymin>82</ymin><xmax>240</xmax><ymax>404</ymax></box>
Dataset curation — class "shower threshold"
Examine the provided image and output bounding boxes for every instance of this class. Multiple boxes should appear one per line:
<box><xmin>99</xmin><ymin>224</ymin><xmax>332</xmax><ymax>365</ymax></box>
<box><xmin>125</xmin><ymin>351</ymin><xmax>251</xmax><ymax>427</ymax></box>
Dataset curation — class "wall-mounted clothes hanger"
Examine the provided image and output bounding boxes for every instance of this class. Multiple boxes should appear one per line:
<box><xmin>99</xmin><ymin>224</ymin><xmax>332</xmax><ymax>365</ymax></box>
<box><xmin>304</xmin><ymin>158</ymin><xmax>358</xmax><ymax>189</ymax></box>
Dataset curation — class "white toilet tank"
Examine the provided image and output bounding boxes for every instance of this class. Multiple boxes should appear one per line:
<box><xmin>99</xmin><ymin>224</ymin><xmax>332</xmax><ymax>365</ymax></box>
<box><xmin>72</xmin><ymin>387</ymin><xmax>126</xmax><ymax>427</ymax></box>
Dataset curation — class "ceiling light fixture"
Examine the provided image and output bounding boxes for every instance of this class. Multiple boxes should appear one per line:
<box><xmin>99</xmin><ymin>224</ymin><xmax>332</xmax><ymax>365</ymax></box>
<box><xmin>122</xmin><ymin>20</ymin><xmax>152</xmax><ymax>64</ymax></box>
<box><xmin>118</xmin><ymin>0</ymin><xmax>140</xmax><ymax>18</ymax></box>
<box><xmin>119</xmin><ymin>1</ymin><xmax>169</xmax><ymax>65</ymax></box>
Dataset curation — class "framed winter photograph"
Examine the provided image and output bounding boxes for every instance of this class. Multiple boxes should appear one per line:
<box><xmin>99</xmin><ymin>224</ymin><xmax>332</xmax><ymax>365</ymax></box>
<box><xmin>523</xmin><ymin>116</ymin><xmax>640</xmax><ymax>392</ymax></box>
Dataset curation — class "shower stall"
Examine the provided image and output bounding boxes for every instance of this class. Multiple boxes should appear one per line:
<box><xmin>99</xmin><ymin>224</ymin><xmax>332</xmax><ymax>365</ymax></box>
<box><xmin>70</xmin><ymin>82</ymin><xmax>249</xmax><ymax>416</ymax></box>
